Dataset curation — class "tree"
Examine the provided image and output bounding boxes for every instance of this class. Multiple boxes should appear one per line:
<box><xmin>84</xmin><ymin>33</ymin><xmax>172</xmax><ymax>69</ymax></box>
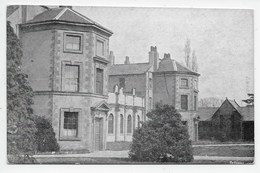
<box><xmin>7</xmin><ymin>21</ymin><xmax>37</xmax><ymax>156</ymax></box>
<box><xmin>129</xmin><ymin>104</ymin><xmax>193</xmax><ymax>162</ymax></box>
<box><xmin>184</xmin><ymin>39</ymin><xmax>191</xmax><ymax>68</ymax></box>
<box><xmin>242</xmin><ymin>93</ymin><xmax>254</xmax><ymax>106</ymax></box>
<box><xmin>191</xmin><ymin>50</ymin><xmax>198</xmax><ymax>72</ymax></box>
<box><xmin>34</xmin><ymin>116</ymin><xmax>60</xmax><ymax>152</ymax></box>
<box><xmin>198</xmin><ymin>97</ymin><xmax>224</xmax><ymax>107</ymax></box>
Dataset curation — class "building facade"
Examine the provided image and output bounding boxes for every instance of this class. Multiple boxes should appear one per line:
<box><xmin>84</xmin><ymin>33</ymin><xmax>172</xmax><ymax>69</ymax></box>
<box><xmin>153</xmin><ymin>53</ymin><xmax>200</xmax><ymax>141</ymax></box>
<box><xmin>19</xmin><ymin>7</ymin><xmax>115</xmax><ymax>152</ymax></box>
<box><xmin>9</xmin><ymin>5</ymin><xmax>201</xmax><ymax>152</ymax></box>
<box><xmin>198</xmin><ymin>99</ymin><xmax>254</xmax><ymax>141</ymax></box>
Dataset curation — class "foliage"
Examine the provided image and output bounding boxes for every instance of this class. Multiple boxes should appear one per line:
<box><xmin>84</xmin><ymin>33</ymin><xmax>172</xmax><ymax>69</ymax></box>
<box><xmin>184</xmin><ymin>39</ymin><xmax>191</xmax><ymax>68</ymax></box>
<box><xmin>34</xmin><ymin>116</ymin><xmax>60</xmax><ymax>152</ymax></box>
<box><xmin>129</xmin><ymin>104</ymin><xmax>193</xmax><ymax>162</ymax></box>
<box><xmin>7</xmin><ymin>21</ymin><xmax>37</xmax><ymax>156</ymax></box>
<box><xmin>191</xmin><ymin>50</ymin><xmax>198</xmax><ymax>72</ymax></box>
<box><xmin>242</xmin><ymin>93</ymin><xmax>254</xmax><ymax>106</ymax></box>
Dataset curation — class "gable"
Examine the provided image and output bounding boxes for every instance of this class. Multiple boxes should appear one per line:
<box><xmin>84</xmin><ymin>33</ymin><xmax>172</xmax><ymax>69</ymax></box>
<box><xmin>212</xmin><ymin>99</ymin><xmax>242</xmax><ymax>119</ymax></box>
<box><xmin>58</xmin><ymin>9</ymin><xmax>92</xmax><ymax>24</ymax></box>
<box><xmin>92</xmin><ymin>101</ymin><xmax>110</xmax><ymax>111</ymax></box>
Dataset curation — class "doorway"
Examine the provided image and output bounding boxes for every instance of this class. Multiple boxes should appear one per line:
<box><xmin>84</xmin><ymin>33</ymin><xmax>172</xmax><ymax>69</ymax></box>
<box><xmin>94</xmin><ymin>117</ymin><xmax>103</xmax><ymax>151</ymax></box>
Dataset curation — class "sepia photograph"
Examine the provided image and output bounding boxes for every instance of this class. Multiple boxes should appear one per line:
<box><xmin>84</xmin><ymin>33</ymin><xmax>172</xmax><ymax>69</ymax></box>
<box><xmin>5</xmin><ymin>1</ymin><xmax>256</xmax><ymax>166</ymax></box>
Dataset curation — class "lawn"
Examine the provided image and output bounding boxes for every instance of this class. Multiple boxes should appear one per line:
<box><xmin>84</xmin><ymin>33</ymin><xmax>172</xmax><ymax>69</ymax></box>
<box><xmin>193</xmin><ymin>145</ymin><xmax>254</xmax><ymax>157</ymax></box>
<box><xmin>25</xmin><ymin>144</ymin><xmax>255</xmax><ymax>164</ymax></box>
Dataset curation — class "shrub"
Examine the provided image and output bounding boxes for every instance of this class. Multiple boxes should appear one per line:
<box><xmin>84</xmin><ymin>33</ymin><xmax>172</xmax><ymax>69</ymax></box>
<box><xmin>34</xmin><ymin>116</ymin><xmax>60</xmax><ymax>152</ymax></box>
<box><xmin>129</xmin><ymin>104</ymin><xmax>193</xmax><ymax>162</ymax></box>
<box><xmin>7</xmin><ymin>21</ymin><xmax>37</xmax><ymax>156</ymax></box>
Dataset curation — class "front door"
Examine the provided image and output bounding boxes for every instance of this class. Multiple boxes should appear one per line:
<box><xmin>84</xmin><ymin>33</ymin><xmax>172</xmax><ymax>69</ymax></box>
<box><xmin>94</xmin><ymin>117</ymin><xmax>103</xmax><ymax>151</ymax></box>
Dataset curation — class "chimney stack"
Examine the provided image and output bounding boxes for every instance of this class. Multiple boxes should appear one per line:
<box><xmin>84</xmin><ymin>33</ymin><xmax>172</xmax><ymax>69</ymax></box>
<box><xmin>163</xmin><ymin>53</ymin><xmax>171</xmax><ymax>59</ymax></box>
<box><xmin>149</xmin><ymin>46</ymin><xmax>159</xmax><ymax>71</ymax></box>
<box><xmin>21</xmin><ymin>5</ymin><xmax>27</xmax><ymax>24</ymax></box>
<box><xmin>124</xmin><ymin>56</ymin><xmax>130</xmax><ymax>64</ymax></box>
<box><xmin>109</xmin><ymin>51</ymin><xmax>115</xmax><ymax>65</ymax></box>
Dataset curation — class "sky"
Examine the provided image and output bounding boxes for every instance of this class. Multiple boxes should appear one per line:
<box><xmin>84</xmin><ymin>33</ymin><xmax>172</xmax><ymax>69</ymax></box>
<box><xmin>74</xmin><ymin>6</ymin><xmax>254</xmax><ymax>105</ymax></box>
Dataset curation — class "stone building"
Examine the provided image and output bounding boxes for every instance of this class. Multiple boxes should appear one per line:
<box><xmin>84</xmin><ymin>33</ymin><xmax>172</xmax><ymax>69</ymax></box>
<box><xmin>9</xmin><ymin>5</ymin><xmax>201</xmax><ymax>152</ymax></box>
<box><xmin>153</xmin><ymin>53</ymin><xmax>200</xmax><ymax>141</ymax></box>
<box><xmin>18</xmin><ymin>6</ymin><xmax>115</xmax><ymax>152</ymax></box>
<box><xmin>108</xmin><ymin>46</ymin><xmax>159</xmax><ymax>117</ymax></box>
<box><xmin>107</xmin><ymin>86</ymin><xmax>145</xmax><ymax>146</ymax></box>
<box><xmin>198</xmin><ymin>99</ymin><xmax>254</xmax><ymax>141</ymax></box>
<box><xmin>109</xmin><ymin>47</ymin><xmax>200</xmax><ymax>141</ymax></box>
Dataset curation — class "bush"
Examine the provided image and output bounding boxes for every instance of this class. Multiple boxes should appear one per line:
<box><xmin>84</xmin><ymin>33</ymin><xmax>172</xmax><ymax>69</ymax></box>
<box><xmin>129</xmin><ymin>104</ymin><xmax>193</xmax><ymax>162</ymax></box>
<box><xmin>34</xmin><ymin>116</ymin><xmax>60</xmax><ymax>152</ymax></box>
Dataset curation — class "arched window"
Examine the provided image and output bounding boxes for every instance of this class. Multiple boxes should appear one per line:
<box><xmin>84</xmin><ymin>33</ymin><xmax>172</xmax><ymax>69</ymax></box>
<box><xmin>120</xmin><ymin>114</ymin><xmax>124</xmax><ymax>134</ymax></box>
<box><xmin>127</xmin><ymin>115</ymin><xmax>132</xmax><ymax>133</ymax></box>
<box><xmin>137</xmin><ymin>115</ymin><xmax>140</xmax><ymax>128</ymax></box>
<box><xmin>108</xmin><ymin>114</ymin><xmax>114</xmax><ymax>134</ymax></box>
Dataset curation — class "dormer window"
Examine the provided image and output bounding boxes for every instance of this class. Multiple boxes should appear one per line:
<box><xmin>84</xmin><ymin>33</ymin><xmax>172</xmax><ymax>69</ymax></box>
<box><xmin>64</xmin><ymin>33</ymin><xmax>83</xmax><ymax>53</ymax></box>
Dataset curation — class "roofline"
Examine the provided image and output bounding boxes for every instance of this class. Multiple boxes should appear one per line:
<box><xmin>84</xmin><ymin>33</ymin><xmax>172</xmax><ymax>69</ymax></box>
<box><xmin>20</xmin><ymin>20</ymin><xmax>113</xmax><ymax>36</ymax></box>
<box><xmin>112</xmin><ymin>62</ymin><xmax>150</xmax><ymax>66</ymax></box>
<box><xmin>54</xmin><ymin>7</ymin><xmax>67</xmax><ymax>20</ymax></box>
<box><xmin>153</xmin><ymin>70</ymin><xmax>200</xmax><ymax>76</ymax></box>
<box><xmin>109</xmin><ymin>73</ymin><xmax>147</xmax><ymax>76</ymax></box>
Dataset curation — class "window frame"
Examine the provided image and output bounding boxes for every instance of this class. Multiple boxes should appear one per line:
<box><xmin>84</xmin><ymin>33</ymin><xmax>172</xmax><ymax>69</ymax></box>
<box><xmin>119</xmin><ymin>78</ymin><xmax>125</xmax><ymax>89</ymax></box>
<box><xmin>108</xmin><ymin>113</ymin><xmax>114</xmax><ymax>134</ymax></box>
<box><xmin>96</xmin><ymin>38</ymin><xmax>105</xmax><ymax>57</ymax></box>
<box><xmin>194</xmin><ymin>79</ymin><xmax>198</xmax><ymax>90</ymax></box>
<box><xmin>120</xmin><ymin>114</ymin><xmax>124</xmax><ymax>134</ymax></box>
<box><xmin>181</xmin><ymin>95</ymin><xmax>188</xmax><ymax>110</ymax></box>
<box><xmin>127</xmin><ymin>114</ymin><xmax>132</xmax><ymax>134</ymax></box>
<box><xmin>180</xmin><ymin>78</ymin><xmax>189</xmax><ymax>88</ymax></box>
<box><xmin>59</xmin><ymin>108</ymin><xmax>82</xmax><ymax>141</ymax></box>
<box><xmin>61</xmin><ymin>61</ymin><xmax>83</xmax><ymax>92</ymax></box>
<box><xmin>63</xmin><ymin>64</ymin><xmax>80</xmax><ymax>92</ymax></box>
<box><xmin>95</xmin><ymin>68</ymin><xmax>104</xmax><ymax>95</ymax></box>
<box><xmin>194</xmin><ymin>95</ymin><xmax>197</xmax><ymax>111</ymax></box>
<box><xmin>63</xmin><ymin>32</ymin><xmax>83</xmax><ymax>54</ymax></box>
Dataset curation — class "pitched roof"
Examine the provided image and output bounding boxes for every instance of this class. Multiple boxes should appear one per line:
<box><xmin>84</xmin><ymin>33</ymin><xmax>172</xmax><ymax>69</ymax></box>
<box><xmin>228</xmin><ymin>99</ymin><xmax>240</xmax><ymax>112</ymax></box>
<box><xmin>238</xmin><ymin>106</ymin><xmax>254</xmax><ymax>121</ymax></box>
<box><xmin>156</xmin><ymin>56</ymin><xmax>199</xmax><ymax>75</ymax></box>
<box><xmin>109</xmin><ymin>63</ymin><xmax>152</xmax><ymax>75</ymax></box>
<box><xmin>26</xmin><ymin>7</ymin><xmax>112</xmax><ymax>34</ymax></box>
<box><xmin>198</xmin><ymin>107</ymin><xmax>219</xmax><ymax>121</ymax></box>
<box><xmin>7</xmin><ymin>5</ymin><xmax>19</xmax><ymax>17</ymax></box>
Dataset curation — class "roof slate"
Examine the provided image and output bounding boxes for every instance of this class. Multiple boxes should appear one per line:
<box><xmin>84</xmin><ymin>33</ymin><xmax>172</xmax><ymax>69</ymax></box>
<box><xmin>198</xmin><ymin>107</ymin><xmax>219</xmax><ymax>121</ymax></box>
<box><xmin>156</xmin><ymin>57</ymin><xmax>198</xmax><ymax>74</ymax></box>
<box><xmin>238</xmin><ymin>106</ymin><xmax>254</xmax><ymax>121</ymax></box>
<box><xmin>108</xmin><ymin>63</ymin><xmax>152</xmax><ymax>75</ymax></box>
<box><xmin>26</xmin><ymin>7</ymin><xmax>112</xmax><ymax>34</ymax></box>
<box><xmin>27</xmin><ymin>8</ymin><xmax>63</xmax><ymax>23</ymax></box>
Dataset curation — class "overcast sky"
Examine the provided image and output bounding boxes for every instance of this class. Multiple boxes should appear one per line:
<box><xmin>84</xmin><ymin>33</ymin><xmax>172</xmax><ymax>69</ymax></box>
<box><xmin>74</xmin><ymin>6</ymin><xmax>254</xmax><ymax>105</ymax></box>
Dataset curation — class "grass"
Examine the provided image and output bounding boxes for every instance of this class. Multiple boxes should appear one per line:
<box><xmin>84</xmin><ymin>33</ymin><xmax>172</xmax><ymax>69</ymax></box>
<box><xmin>35</xmin><ymin>157</ymin><xmax>253</xmax><ymax>164</ymax></box>
<box><xmin>193</xmin><ymin>145</ymin><xmax>254</xmax><ymax>157</ymax></box>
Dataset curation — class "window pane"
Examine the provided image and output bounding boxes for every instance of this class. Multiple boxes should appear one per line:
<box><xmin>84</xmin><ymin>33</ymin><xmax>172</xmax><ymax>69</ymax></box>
<box><xmin>65</xmin><ymin>35</ymin><xmax>81</xmax><ymax>51</ymax></box>
<box><xmin>194</xmin><ymin>96</ymin><xmax>197</xmax><ymax>110</ymax></box>
<box><xmin>120</xmin><ymin>114</ymin><xmax>124</xmax><ymax>134</ymax></box>
<box><xmin>181</xmin><ymin>79</ymin><xmax>188</xmax><ymax>87</ymax></box>
<box><xmin>64</xmin><ymin>112</ymin><xmax>78</xmax><ymax>137</ymax></box>
<box><xmin>64</xmin><ymin>65</ymin><xmax>79</xmax><ymax>92</ymax></box>
<box><xmin>181</xmin><ymin>95</ymin><xmax>188</xmax><ymax>110</ymax></box>
<box><xmin>119</xmin><ymin>78</ymin><xmax>125</xmax><ymax>89</ymax></box>
<box><xmin>127</xmin><ymin>115</ymin><xmax>132</xmax><ymax>133</ymax></box>
<box><xmin>108</xmin><ymin>114</ymin><xmax>114</xmax><ymax>134</ymax></box>
<box><xmin>96</xmin><ymin>68</ymin><xmax>103</xmax><ymax>94</ymax></box>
